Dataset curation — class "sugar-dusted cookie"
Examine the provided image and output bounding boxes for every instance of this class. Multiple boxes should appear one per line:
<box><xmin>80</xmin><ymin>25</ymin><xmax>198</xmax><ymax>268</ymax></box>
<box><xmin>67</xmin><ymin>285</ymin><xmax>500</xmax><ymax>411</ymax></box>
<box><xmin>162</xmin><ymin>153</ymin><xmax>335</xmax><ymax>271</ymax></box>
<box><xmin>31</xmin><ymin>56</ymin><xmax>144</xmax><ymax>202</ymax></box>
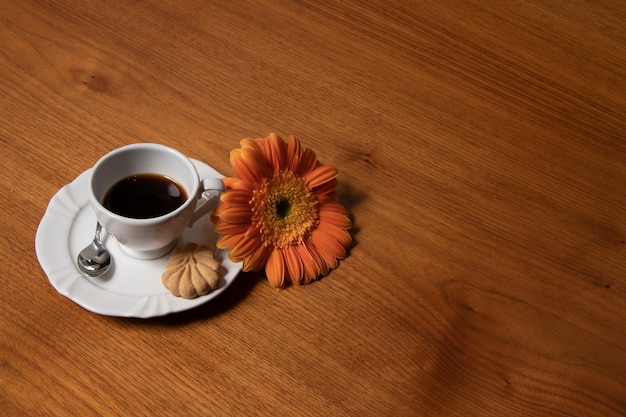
<box><xmin>162</xmin><ymin>243</ymin><xmax>221</xmax><ymax>299</ymax></box>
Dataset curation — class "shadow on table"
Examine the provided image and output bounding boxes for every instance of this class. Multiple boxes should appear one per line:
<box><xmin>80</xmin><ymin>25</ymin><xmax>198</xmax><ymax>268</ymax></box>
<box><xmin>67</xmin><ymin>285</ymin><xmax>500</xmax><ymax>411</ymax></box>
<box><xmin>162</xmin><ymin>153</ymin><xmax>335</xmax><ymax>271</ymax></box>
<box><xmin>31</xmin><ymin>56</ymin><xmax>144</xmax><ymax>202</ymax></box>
<box><xmin>337</xmin><ymin>181</ymin><xmax>366</xmax><ymax>252</ymax></box>
<box><xmin>113</xmin><ymin>182</ymin><xmax>366</xmax><ymax>326</ymax></box>
<box><xmin>116</xmin><ymin>269</ymin><xmax>263</xmax><ymax>325</ymax></box>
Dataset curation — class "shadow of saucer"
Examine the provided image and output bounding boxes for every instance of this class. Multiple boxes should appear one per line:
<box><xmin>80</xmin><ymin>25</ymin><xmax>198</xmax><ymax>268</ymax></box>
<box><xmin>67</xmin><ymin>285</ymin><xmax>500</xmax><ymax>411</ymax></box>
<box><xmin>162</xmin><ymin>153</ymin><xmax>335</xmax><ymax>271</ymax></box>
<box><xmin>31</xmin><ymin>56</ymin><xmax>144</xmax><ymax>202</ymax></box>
<box><xmin>115</xmin><ymin>270</ymin><xmax>263</xmax><ymax>326</ymax></box>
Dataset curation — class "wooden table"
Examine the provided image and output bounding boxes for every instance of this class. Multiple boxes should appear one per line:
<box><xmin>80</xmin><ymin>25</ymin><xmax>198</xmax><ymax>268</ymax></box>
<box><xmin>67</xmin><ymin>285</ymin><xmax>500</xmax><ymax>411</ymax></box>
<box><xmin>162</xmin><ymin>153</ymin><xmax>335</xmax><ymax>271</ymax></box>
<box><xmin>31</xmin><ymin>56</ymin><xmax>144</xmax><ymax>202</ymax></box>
<box><xmin>1</xmin><ymin>1</ymin><xmax>625</xmax><ymax>415</ymax></box>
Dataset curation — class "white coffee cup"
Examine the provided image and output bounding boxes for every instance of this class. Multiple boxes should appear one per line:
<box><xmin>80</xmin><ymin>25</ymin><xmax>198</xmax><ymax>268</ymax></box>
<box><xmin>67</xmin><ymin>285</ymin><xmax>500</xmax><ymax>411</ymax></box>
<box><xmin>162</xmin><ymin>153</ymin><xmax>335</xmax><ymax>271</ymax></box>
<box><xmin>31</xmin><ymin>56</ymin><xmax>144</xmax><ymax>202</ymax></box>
<box><xmin>89</xmin><ymin>143</ymin><xmax>224</xmax><ymax>259</ymax></box>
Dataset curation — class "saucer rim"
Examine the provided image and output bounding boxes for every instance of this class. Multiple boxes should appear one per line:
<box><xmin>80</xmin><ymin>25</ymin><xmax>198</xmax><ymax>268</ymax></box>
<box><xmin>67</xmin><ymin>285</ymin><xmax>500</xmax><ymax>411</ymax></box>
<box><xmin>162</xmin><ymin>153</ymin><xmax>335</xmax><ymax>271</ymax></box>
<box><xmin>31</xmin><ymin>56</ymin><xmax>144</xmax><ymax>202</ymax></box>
<box><xmin>35</xmin><ymin>159</ymin><xmax>242</xmax><ymax>318</ymax></box>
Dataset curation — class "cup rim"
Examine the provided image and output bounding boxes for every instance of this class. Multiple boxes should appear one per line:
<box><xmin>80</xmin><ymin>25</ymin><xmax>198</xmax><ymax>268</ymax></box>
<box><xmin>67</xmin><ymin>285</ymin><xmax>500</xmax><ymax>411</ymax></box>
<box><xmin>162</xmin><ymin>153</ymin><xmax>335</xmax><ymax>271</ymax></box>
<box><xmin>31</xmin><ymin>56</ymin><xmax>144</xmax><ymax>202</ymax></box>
<box><xmin>89</xmin><ymin>143</ymin><xmax>200</xmax><ymax>225</ymax></box>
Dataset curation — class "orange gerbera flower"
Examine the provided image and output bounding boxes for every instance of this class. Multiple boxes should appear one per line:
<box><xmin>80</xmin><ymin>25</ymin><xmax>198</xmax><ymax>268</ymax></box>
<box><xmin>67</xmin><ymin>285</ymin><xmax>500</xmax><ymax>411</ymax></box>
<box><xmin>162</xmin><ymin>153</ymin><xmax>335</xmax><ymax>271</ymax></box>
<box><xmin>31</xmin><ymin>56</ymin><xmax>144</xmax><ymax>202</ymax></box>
<box><xmin>211</xmin><ymin>133</ymin><xmax>352</xmax><ymax>288</ymax></box>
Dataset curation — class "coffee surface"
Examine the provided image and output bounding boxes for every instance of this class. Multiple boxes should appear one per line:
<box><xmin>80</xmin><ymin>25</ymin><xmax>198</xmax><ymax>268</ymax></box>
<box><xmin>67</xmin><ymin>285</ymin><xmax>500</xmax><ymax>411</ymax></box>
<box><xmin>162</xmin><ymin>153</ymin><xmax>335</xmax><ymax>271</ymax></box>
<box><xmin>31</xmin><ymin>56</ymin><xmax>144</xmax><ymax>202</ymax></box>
<box><xmin>103</xmin><ymin>174</ymin><xmax>187</xmax><ymax>218</ymax></box>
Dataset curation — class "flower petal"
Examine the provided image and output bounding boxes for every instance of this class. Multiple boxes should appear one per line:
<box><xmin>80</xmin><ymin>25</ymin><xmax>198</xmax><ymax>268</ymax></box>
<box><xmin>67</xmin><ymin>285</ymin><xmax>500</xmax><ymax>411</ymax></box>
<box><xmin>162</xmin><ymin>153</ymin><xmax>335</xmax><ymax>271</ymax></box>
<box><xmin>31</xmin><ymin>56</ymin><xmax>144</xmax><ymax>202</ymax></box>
<box><xmin>216</xmin><ymin>232</ymin><xmax>246</xmax><ymax>252</ymax></box>
<box><xmin>231</xmin><ymin>149</ymin><xmax>265</xmax><ymax>184</ymax></box>
<box><xmin>283</xmin><ymin>246</ymin><xmax>304</xmax><ymax>285</ymax></box>
<box><xmin>315</xmin><ymin>222</ymin><xmax>352</xmax><ymax>252</ymax></box>
<box><xmin>314</xmin><ymin>178</ymin><xmax>338</xmax><ymax>203</ymax></box>
<box><xmin>304</xmin><ymin>239</ymin><xmax>329</xmax><ymax>276</ymax></box>
<box><xmin>216</xmin><ymin>204</ymin><xmax>253</xmax><ymax>223</ymax></box>
<box><xmin>304</xmin><ymin>164</ymin><xmax>338</xmax><ymax>189</ymax></box>
<box><xmin>229</xmin><ymin>229</ymin><xmax>263</xmax><ymax>260</ymax></box>
<box><xmin>220</xmin><ymin>190</ymin><xmax>252</xmax><ymax>205</ymax></box>
<box><xmin>309</xmin><ymin>228</ymin><xmax>344</xmax><ymax>270</ymax></box>
<box><xmin>240</xmin><ymin>137</ymin><xmax>261</xmax><ymax>151</ymax></box>
<box><xmin>210</xmin><ymin>202</ymin><xmax>231</xmax><ymax>223</ymax></box>
<box><xmin>267</xmin><ymin>133</ymin><xmax>287</xmax><ymax>171</ymax></box>
<box><xmin>286</xmin><ymin>135</ymin><xmax>302</xmax><ymax>172</ymax></box>
<box><xmin>213</xmin><ymin>220</ymin><xmax>250</xmax><ymax>235</ymax></box>
<box><xmin>242</xmin><ymin>243</ymin><xmax>270</xmax><ymax>272</ymax></box>
<box><xmin>223</xmin><ymin>177</ymin><xmax>254</xmax><ymax>192</ymax></box>
<box><xmin>265</xmin><ymin>249</ymin><xmax>285</xmax><ymax>288</ymax></box>
<box><xmin>241</xmin><ymin>143</ymin><xmax>272</xmax><ymax>180</ymax></box>
<box><xmin>295</xmin><ymin>243</ymin><xmax>319</xmax><ymax>284</ymax></box>
<box><xmin>319</xmin><ymin>202</ymin><xmax>352</xmax><ymax>229</ymax></box>
<box><xmin>294</xmin><ymin>148</ymin><xmax>318</xmax><ymax>177</ymax></box>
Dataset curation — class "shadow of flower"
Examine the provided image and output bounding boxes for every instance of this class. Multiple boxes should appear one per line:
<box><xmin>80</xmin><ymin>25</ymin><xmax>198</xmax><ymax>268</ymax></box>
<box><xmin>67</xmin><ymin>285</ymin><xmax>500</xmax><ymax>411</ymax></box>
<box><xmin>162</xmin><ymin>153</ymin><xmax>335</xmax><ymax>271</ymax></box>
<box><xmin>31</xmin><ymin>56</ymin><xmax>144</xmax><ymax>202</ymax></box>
<box><xmin>337</xmin><ymin>181</ymin><xmax>367</xmax><ymax>252</ymax></box>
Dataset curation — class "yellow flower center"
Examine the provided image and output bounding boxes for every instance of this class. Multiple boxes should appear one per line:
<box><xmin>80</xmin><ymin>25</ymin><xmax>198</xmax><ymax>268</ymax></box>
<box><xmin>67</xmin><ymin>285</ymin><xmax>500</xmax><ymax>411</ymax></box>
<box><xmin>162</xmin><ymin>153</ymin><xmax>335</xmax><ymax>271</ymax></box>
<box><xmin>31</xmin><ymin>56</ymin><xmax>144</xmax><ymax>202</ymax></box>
<box><xmin>251</xmin><ymin>170</ymin><xmax>319</xmax><ymax>248</ymax></box>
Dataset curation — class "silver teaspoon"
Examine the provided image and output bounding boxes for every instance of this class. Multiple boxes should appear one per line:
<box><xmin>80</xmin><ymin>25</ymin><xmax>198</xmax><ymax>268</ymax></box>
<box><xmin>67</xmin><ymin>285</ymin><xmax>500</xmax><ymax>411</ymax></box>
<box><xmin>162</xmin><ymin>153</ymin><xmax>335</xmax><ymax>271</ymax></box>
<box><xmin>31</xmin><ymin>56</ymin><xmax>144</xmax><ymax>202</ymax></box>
<box><xmin>77</xmin><ymin>222</ymin><xmax>112</xmax><ymax>277</ymax></box>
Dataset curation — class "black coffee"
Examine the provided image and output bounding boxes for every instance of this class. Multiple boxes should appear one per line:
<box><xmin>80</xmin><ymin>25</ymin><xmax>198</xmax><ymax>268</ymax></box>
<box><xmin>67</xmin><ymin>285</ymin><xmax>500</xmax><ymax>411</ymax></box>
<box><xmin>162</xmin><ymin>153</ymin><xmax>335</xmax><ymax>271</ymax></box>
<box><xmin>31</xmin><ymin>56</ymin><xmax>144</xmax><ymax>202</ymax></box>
<box><xmin>103</xmin><ymin>174</ymin><xmax>187</xmax><ymax>219</ymax></box>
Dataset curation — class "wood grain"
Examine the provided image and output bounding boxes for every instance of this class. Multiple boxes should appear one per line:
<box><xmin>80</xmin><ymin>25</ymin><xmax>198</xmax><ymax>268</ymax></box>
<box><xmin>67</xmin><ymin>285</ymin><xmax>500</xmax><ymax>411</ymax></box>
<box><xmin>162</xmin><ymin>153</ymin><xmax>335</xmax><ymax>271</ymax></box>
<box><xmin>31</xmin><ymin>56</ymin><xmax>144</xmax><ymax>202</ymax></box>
<box><xmin>1</xmin><ymin>1</ymin><xmax>625</xmax><ymax>415</ymax></box>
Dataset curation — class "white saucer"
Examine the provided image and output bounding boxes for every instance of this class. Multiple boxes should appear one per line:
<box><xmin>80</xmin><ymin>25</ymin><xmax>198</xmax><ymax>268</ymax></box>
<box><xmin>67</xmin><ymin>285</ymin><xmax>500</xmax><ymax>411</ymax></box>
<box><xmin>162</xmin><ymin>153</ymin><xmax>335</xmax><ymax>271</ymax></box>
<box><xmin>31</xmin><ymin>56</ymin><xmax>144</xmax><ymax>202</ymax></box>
<box><xmin>35</xmin><ymin>159</ymin><xmax>242</xmax><ymax>318</ymax></box>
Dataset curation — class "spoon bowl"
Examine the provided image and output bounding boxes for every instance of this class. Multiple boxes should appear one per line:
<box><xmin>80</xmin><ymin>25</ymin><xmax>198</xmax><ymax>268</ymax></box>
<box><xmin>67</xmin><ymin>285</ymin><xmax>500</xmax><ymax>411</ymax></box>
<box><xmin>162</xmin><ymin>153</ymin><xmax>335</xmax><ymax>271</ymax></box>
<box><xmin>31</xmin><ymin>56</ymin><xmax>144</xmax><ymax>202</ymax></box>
<box><xmin>77</xmin><ymin>222</ymin><xmax>111</xmax><ymax>277</ymax></box>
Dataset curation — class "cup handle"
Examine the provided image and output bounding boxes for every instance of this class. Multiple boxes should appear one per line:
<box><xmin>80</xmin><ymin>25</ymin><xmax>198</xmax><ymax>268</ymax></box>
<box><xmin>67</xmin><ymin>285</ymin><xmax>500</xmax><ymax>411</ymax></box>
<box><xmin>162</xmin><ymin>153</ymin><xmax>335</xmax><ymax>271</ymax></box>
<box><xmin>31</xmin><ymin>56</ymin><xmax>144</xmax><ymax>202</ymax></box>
<box><xmin>188</xmin><ymin>177</ymin><xmax>225</xmax><ymax>227</ymax></box>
